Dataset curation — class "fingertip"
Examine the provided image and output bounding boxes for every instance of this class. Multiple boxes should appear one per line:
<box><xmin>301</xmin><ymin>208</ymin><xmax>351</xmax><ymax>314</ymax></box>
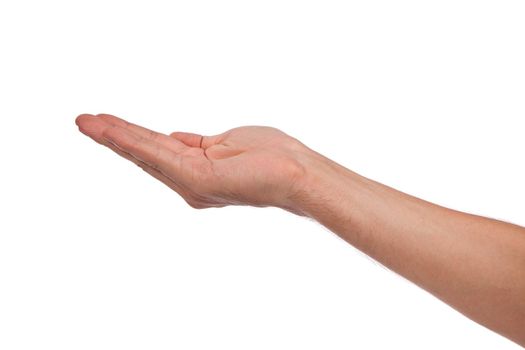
<box><xmin>76</xmin><ymin>114</ymin><xmax>113</xmax><ymax>142</ymax></box>
<box><xmin>75</xmin><ymin>113</ymin><xmax>94</xmax><ymax>127</ymax></box>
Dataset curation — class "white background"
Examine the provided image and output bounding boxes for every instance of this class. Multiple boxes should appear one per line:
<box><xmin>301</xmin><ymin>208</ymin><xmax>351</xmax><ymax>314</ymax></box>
<box><xmin>0</xmin><ymin>1</ymin><xmax>524</xmax><ymax>349</ymax></box>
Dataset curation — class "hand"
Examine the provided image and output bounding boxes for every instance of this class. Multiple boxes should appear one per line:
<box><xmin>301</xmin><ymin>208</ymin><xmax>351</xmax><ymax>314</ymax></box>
<box><xmin>75</xmin><ymin>114</ymin><xmax>310</xmax><ymax>213</ymax></box>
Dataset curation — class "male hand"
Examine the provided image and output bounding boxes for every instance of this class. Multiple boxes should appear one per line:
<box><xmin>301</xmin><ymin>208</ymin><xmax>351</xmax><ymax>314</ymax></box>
<box><xmin>76</xmin><ymin>113</ymin><xmax>525</xmax><ymax>347</ymax></box>
<box><xmin>75</xmin><ymin>114</ymin><xmax>310</xmax><ymax>213</ymax></box>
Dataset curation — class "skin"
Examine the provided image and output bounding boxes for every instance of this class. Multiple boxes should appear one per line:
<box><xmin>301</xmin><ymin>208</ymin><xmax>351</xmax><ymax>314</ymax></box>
<box><xmin>76</xmin><ymin>113</ymin><xmax>525</xmax><ymax>347</ymax></box>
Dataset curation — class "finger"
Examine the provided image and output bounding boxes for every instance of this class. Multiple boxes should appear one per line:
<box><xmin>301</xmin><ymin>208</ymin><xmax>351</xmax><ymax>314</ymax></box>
<box><xmin>76</xmin><ymin>114</ymin><xmax>189</xmax><ymax>155</ymax></box>
<box><xmin>96</xmin><ymin>114</ymin><xmax>189</xmax><ymax>154</ymax></box>
<box><xmin>102</xmin><ymin>125</ymin><xmax>183</xmax><ymax>177</ymax></box>
<box><xmin>103</xmin><ymin>138</ymin><xmax>195</xmax><ymax>203</ymax></box>
<box><xmin>107</xmin><ymin>140</ymin><xmax>181</xmax><ymax>190</ymax></box>
<box><xmin>170</xmin><ymin>131</ymin><xmax>223</xmax><ymax>149</ymax></box>
<box><xmin>77</xmin><ymin>114</ymin><xmax>193</xmax><ymax>198</ymax></box>
<box><xmin>76</xmin><ymin>113</ymin><xmax>111</xmax><ymax>144</ymax></box>
<box><xmin>137</xmin><ymin>163</ymin><xmax>199</xmax><ymax>207</ymax></box>
<box><xmin>169</xmin><ymin>132</ymin><xmax>204</xmax><ymax>148</ymax></box>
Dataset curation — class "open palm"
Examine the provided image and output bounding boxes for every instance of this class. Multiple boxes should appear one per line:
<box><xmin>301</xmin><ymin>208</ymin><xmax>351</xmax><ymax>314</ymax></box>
<box><xmin>76</xmin><ymin>114</ymin><xmax>308</xmax><ymax>212</ymax></box>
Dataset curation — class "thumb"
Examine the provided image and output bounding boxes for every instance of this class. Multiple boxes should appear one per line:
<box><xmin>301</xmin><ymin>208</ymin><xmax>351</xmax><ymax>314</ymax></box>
<box><xmin>170</xmin><ymin>131</ymin><xmax>225</xmax><ymax>149</ymax></box>
<box><xmin>169</xmin><ymin>132</ymin><xmax>204</xmax><ymax>148</ymax></box>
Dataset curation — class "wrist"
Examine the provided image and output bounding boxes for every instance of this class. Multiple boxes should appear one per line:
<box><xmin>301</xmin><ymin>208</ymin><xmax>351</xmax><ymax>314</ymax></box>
<box><xmin>286</xmin><ymin>146</ymin><xmax>359</xmax><ymax>218</ymax></box>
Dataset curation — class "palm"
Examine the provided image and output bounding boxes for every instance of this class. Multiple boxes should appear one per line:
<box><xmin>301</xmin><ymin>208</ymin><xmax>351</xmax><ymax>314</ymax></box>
<box><xmin>196</xmin><ymin>127</ymin><xmax>305</xmax><ymax>206</ymax></box>
<box><xmin>76</xmin><ymin>114</ymin><xmax>306</xmax><ymax>210</ymax></box>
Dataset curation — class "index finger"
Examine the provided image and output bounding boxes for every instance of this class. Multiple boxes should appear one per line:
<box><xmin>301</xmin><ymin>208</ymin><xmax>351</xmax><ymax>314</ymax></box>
<box><xmin>97</xmin><ymin>114</ymin><xmax>190</xmax><ymax>154</ymax></box>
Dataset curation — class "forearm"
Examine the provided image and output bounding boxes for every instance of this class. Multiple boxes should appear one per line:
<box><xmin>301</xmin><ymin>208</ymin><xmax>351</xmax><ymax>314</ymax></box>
<box><xmin>293</xmin><ymin>149</ymin><xmax>525</xmax><ymax>346</ymax></box>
